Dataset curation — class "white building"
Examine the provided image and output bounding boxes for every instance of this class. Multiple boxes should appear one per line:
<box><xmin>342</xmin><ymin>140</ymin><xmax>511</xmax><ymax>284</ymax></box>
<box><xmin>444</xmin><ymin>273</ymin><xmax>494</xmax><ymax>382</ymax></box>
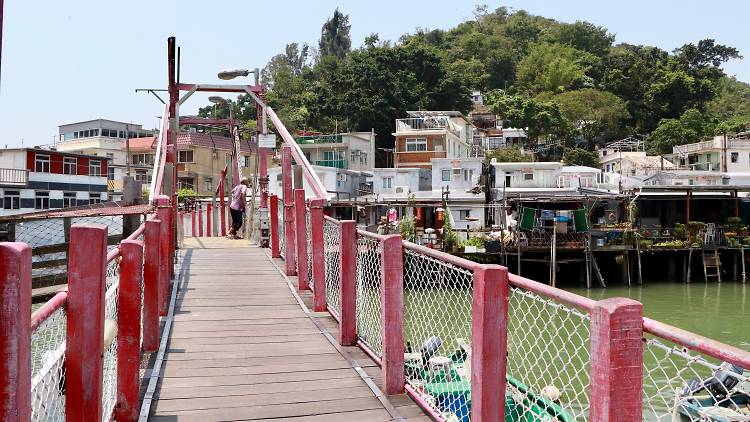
<box><xmin>393</xmin><ymin>111</ymin><xmax>474</xmax><ymax>169</ymax></box>
<box><xmin>296</xmin><ymin>131</ymin><xmax>376</xmax><ymax>172</ymax></box>
<box><xmin>266</xmin><ymin>165</ymin><xmax>370</xmax><ymax>202</ymax></box>
<box><xmin>672</xmin><ymin>133</ymin><xmax>750</xmax><ymax>172</ymax></box>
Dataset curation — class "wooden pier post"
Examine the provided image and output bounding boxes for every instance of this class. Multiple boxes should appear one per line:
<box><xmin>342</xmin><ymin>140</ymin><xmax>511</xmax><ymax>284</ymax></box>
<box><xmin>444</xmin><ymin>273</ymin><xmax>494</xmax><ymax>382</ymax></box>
<box><xmin>282</xmin><ymin>146</ymin><xmax>296</xmax><ymax>276</ymax></box>
<box><xmin>381</xmin><ymin>234</ymin><xmax>405</xmax><ymax>395</ymax></box>
<box><xmin>157</xmin><ymin>196</ymin><xmax>172</xmax><ymax>316</ymax></box>
<box><xmin>310</xmin><ymin>198</ymin><xmax>326</xmax><ymax>312</ymax></box>
<box><xmin>270</xmin><ymin>194</ymin><xmax>280</xmax><ymax>258</ymax></box>
<box><xmin>66</xmin><ymin>224</ymin><xmax>107</xmax><ymax>422</ymax></box>
<box><xmin>0</xmin><ymin>243</ymin><xmax>32</xmax><ymax>422</ymax></box>
<box><xmin>142</xmin><ymin>219</ymin><xmax>161</xmax><ymax>352</ymax></box>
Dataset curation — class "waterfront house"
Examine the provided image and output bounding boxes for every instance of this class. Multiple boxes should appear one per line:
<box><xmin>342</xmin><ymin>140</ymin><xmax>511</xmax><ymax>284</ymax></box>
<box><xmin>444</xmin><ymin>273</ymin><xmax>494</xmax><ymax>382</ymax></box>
<box><xmin>295</xmin><ymin>131</ymin><xmax>376</xmax><ymax>172</ymax></box>
<box><xmin>671</xmin><ymin>131</ymin><xmax>750</xmax><ymax>172</ymax></box>
<box><xmin>266</xmin><ymin>165</ymin><xmax>371</xmax><ymax>203</ymax></box>
<box><xmin>393</xmin><ymin>111</ymin><xmax>474</xmax><ymax>169</ymax></box>
<box><xmin>0</xmin><ymin>148</ymin><xmax>109</xmax><ymax>216</ymax></box>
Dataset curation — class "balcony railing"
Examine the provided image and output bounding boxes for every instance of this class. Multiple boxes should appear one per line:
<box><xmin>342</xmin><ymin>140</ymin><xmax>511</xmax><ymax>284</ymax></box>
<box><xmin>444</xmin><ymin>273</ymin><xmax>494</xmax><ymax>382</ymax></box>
<box><xmin>395</xmin><ymin>117</ymin><xmax>460</xmax><ymax>136</ymax></box>
<box><xmin>314</xmin><ymin>159</ymin><xmax>348</xmax><ymax>169</ymax></box>
<box><xmin>0</xmin><ymin>168</ymin><xmax>28</xmax><ymax>186</ymax></box>
<box><xmin>296</xmin><ymin>134</ymin><xmax>343</xmax><ymax>144</ymax></box>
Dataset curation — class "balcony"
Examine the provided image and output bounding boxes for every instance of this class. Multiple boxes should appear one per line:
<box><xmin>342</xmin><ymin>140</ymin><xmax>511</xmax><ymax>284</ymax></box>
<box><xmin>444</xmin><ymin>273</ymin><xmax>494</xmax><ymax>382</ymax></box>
<box><xmin>296</xmin><ymin>134</ymin><xmax>343</xmax><ymax>144</ymax></box>
<box><xmin>395</xmin><ymin>117</ymin><xmax>460</xmax><ymax>137</ymax></box>
<box><xmin>0</xmin><ymin>168</ymin><xmax>28</xmax><ymax>186</ymax></box>
<box><xmin>314</xmin><ymin>159</ymin><xmax>348</xmax><ymax>169</ymax></box>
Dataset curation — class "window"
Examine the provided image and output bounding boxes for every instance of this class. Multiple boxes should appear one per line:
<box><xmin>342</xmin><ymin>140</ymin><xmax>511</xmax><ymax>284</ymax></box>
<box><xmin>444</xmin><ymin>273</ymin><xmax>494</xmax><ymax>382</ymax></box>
<box><xmin>132</xmin><ymin>153</ymin><xmax>155</xmax><ymax>165</ymax></box>
<box><xmin>178</xmin><ymin>177</ymin><xmax>194</xmax><ymax>190</ymax></box>
<box><xmin>303</xmin><ymin>152</ymin><xmax>311</xmax><ymax>162</ymax></box>
<box><xmin>322</xmin><ymin>150</ymin><xmax>341</xmax><ymax>161</ymax></box>
<box><xmin>382</xmin><ymin>177</ymin><xmax>393</xmax><ymax>189</ymax></box>
<box><xmin>405</xmin><ymin>138</ymin><xmax>427</xmax><ymax>152</ymax></box>
<box><xmin>178</xmin><ymin>150</ymin><xmax>194</xmax><ymax>163</ymax></box>
<box><xmin>441</xmin><ymin>169</ymin><xmax>451</xmax><ymax>182</ymax></box>
<box><xmin>89</xmin><ymin>160</ymin><xmax>101</xmax><ymax>176</ymax></box>
<box><xmin>63</xmin><ymin>157</ymin><xmax>77</xmax><ymax>175</ymax></box>
<box><xmin>243</xmin><ymin>156</ymin><xmax>252</xmax><ymax>167</ymax></box>
<box><xmin>731</xmin><ymin>152</ymin><xmax>739</xmax><ymax>163</ymax></box>
<box><xmin>107</xmin><ymin>166</ymin><xmax>114</xmax><ymax>181</ymax></box>
<box><xmin>458</xmin><ymin>210</ymin><xmax>471</xmax><ymax>220</ymax></box>
<box><xmin>463</xmin><ymin>169</ymin><xmax>474</xmax><ymax>182</ymax></box>
<box><xmin>35</xmin><ymin>154</ymin><xmax>50</xmax><ymax>173</ymax></box>
<box><xmin>523</xmin><ymin>172</ymin><xmax>534</xmax><ymax>181</ymax></box>
<box><xmin>3</xmin><ymin>190</ymin><xmax>19</xmax><ymax>210</ymax></box>
<box><xmin>205</xmin><ymin>177</ymin><xmax>213</xmax><ymax>192</ymax></box>
<box><xmin>35</xmin><ymin>191</ymin><xmax>49</xmax><ymax>210</ymax></box>
<box><xmin>106</xmin><ymin>153</ymin><xmax>114</xmax><ymax>159</ymax></box>
<box><xmin>135</xmin><ymin>170</ymin><xmax>150</xmax><ymax>183</ymax></box>
<box><xmin>63</xmin><ymin>192</ymin><xmax>76</xmax><ymax>208</ymax></box>
<box><xmin>89</xmin><ymin>197</ymin><xmax>102</xmax><ymax>205</ymax></box>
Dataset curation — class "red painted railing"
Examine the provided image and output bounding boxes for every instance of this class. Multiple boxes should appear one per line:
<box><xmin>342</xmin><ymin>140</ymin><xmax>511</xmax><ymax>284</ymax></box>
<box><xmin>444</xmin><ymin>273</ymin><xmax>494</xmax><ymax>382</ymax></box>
<box><xmin>268</xmin><ymin>164</ymin><xmax>750</xmax><ymax>422</ymax></box>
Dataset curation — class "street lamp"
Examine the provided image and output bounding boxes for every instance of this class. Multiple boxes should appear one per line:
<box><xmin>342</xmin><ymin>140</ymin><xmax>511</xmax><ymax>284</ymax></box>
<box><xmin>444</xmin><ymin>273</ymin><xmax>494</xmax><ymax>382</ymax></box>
<box><xmin>217</xmin><ymin>68</ymin><xmax>259</xmax><ymax>85</ymax></box>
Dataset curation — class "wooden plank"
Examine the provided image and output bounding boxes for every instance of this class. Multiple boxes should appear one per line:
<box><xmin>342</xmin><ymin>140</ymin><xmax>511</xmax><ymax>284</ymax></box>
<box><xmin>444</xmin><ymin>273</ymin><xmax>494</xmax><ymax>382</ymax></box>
<box><xmin>155</xmin><ymin>377</ymin><xmax>366</xmax><ymax>400</ymax></box>
<box><xmin>157</xmin><ymin>368</ymin><xmax>360</xmax><ymax>389</ymax></box>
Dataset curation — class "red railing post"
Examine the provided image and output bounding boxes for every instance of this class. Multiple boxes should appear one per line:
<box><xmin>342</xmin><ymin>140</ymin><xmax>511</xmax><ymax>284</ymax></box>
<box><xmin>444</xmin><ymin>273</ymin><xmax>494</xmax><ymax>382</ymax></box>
<box><xmin>191</xmin><ymin>210</ymin><xmax>196</xmax><ymax>237</ymax></box>
<box><xmin>270</xmin><ymin>194</ymin><xmax>280</xmax><ymax>258</ymax></box>
<box><xmin>116</xmin><ymin>240</ymin><xmax>144</xmax><ymax>421</ymax></box>
<box><xmin>381</xmin><ymin>234</ymin><xmax>405</xmax><ymax>395</ymax></box>
<box><xmin>198</xmin><ymin>203</ymin><xmax>204</xmax><ymax>237</ymax></box>
<box><xmin>156</xmin><ymin>196</ymin><xmax>171</xmax><ymax>316</ymax></box>
<box><xmin>282</xmin><ymin>146</ymin><xmax>296</xmax><ymax>276</ymax></box>
<box><xmin>66</xmin><ymin>224</ymin><xmax>107</xmax><ymax>422</ymax></box>
<box><xmin>339</xmin><ymin>220</ymin><xmax>357</xmax><ymax>346</ymax></box>
<box><xmin>0</xmin><ymin>243</ymin><xmax>31</xmax><ymax>422</ymax></box>
<box><xmin>471</xmin><ymin>264</ymin><xmax>508</xmax><ymax>422</ymax></box>
<box><xmin>310</xmin><ymin>198</ymin><xmax>326</xmax><ymax>311</ymax></box>
<box><xmin>142</xmin><ymin>219</ymin><xmax>161</xmax><ymax>352</ymax></box>
<box><xmin>589</xmin><ymin>298</ymin><xmax>643</xmax><ymax>422</ymax></box>
<box><xmin>294</xmin><ymin>189</ymin><xmax>309</xmax><ymax>290</ymax></box>
<box><xmin>206</xmin><ymin>202</ymin><xmax>213</xmax><ymax>237</ymax></box>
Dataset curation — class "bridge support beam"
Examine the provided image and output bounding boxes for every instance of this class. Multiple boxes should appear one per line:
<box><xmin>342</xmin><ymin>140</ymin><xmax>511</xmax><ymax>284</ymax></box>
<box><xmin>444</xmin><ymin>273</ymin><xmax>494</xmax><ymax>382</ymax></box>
<box><xmin>590</xmin><ymin>298</ymin><xmax>643</xmax><ymax>422</ymax></box>
<box><xmin>0</xmin><ymin>243</ymin><xmax>31</xmax><ymax>422</ymax></box>
<box><xmin>338</xmin><ymin>220</ymin><xmax>357</xmax><ymax>346</ymax></box>
<box><xmin>66</xmin><ymin>224</ymin><xmax>107</xmax><ymax>422</ymax></box>
<box><xmin>116</xmin><ymin>240</ymin><xmax>144</xmax><ymax>421</ymax></box>
<box><xmin>270</xmin><ymin>194</ymin><xmax>280</xmax><ymax>258</ymax></box>
<box><xmin>295</xmin><ymin>189</ymin><xmax>309</xmax><ymax>290</ymax></box>
<box><xmin>381</xmin><ymin>235</ymin><xmax>405</xmax><ymax>395</ymax></box>
<box><xmin>143</xmin><ymin>219</ymin><xmax>161</xmax><ymax>352</ymax></box>
<box><xmin>310</xmin><ymin>198</ymin><xmax>326</xmax><ymax>311</ymax></box>
<box><xmin>471</xmin><ymin>265</ymin><xmax>508</xmax><ymax>422</ymax></box>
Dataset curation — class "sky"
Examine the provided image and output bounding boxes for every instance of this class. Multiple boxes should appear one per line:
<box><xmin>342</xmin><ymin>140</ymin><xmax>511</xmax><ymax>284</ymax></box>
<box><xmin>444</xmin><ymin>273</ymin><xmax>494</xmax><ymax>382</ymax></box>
<box><xmin>0</xmin><ymin>0</ymin><xmax>748</xmax><ymax>147</ymax></box>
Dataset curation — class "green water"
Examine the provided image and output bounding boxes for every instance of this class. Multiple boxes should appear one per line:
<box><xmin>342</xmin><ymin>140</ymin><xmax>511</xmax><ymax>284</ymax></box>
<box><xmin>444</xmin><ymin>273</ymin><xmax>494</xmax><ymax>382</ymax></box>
<box><xmin>567</xmin><ymin>281</ymin><xmax>750</xmax><ymax>352</ymax></box>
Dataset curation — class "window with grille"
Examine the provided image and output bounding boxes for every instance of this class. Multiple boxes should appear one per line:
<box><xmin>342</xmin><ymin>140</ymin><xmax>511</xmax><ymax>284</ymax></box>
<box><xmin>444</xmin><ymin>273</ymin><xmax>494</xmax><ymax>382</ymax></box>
<box><xmin>35</xmin><ymin>154</ymin><xmax>50</xmax><ymax>173</ymax></box>
<box><xmin>382</xmin><ymin>177</ymin><xmax>393</xmax><ymax>189</ymax></box>
<box><xmin>178</xmin><ymin>177</ymin><xmax>195</xmax><ymax>190</ymax></box>
<box><xmin>63</xmin><ymin>157</ymin><xmax>77</xmax><ymax>175</ymax></box>
<box><xmin>205</xmin><ymin>177</ymin><xmax>213</xmax><ymax>192</ymax></box>
<box><xmin>178</xmin><ymin>150</ymin><xmax>194</xmax><ymax>163</ymax></box>
<box><xmin>89</xmin><ymin>160</ymin><xmax>101</xmax><ymax>176</ymax></box>
<box><xmin>3</xmin><ymin>190</ymin><xmax>20</xmax><ymax>209</ymax></box>
<box><xmin>63</xmin><ymin>192</ymin><xmax>77</xmax><ymax>208</ymax></box>
<box><xmin>405</xmin><ymin>138</ymin><xmax>427</xmax><ymax>152</ymax></box>
<box><xmin>523</xmin><ymin>172</ymin><xmax>534</xmax><ymax>181</ymax></box>
<box><xmin>731</xmin><ymin>152</ymin><xmax>739</xmax><ymax>163</ymax></box>
<box><xmin>458</xmin><ymin>209</ymin><xmax>471</xmax><ymax>220</ymax></box>
<box><xmin>441</xmin><ymin>169</ymin><xmax>451</xmax><ymax>181</ymax></box>
<box><xmin>35</xmin><ymin>191</ymin><xmax>49</xmax><ymax>209</ymax></box>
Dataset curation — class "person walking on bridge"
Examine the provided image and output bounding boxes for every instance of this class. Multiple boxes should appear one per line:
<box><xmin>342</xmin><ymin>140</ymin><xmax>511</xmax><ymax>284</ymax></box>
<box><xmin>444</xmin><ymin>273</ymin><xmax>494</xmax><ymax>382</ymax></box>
<box><xmin>228</xmin><ymin>177</ymin><xmax>249</xmax><ymax>239</ymax></box>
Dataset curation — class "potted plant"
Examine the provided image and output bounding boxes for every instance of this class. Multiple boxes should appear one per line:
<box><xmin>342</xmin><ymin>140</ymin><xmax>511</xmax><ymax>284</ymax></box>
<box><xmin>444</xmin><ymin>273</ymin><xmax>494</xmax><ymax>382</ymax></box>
<box><xmin>686</xmin><ymin>221</ymin><xmax>705</xmax><ymax>243</ymax></box>
<box><xmin>674</xmin><ymin>223</ymin><xmax>687</xmax><ymax>240</ymax></box>
<box><xmin>639</xmin><ymin>239</ymin><xmax>653</xmax><ymax>249</ymax></box>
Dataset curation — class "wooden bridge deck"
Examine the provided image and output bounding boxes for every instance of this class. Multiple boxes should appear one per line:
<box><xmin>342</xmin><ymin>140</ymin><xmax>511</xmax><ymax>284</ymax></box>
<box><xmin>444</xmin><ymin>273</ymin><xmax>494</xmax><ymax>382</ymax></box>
<box><xmin>149</xmin><ymin>237</ymin><xmax>427</xmax><ymax>421</ymax></box>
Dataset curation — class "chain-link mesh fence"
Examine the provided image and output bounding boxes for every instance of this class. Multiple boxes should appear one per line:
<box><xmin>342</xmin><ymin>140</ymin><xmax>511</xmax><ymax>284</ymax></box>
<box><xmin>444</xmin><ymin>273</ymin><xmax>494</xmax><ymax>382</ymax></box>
<box><xmin>402</xmin><ymin>246</ymin><xmax>474</xmax><ymax>421</ymax></box>
<box><xmin>323</xmin><ymin>218</ymin><xmax>341</xmax><ymax>317</ymax></box>
<box><xmin>30</xmin><ymin>301</ymin><xmax>67</xmax><ymax>421</ymax></box>
<box><xmin>506</xmin><ymin>286</ymin><xmax>591</xmax><ymax>421</ymax></box>
<box><xmin>642</xmin><ymin>336</ymin><xmax>750</xmax><ymax>421</ymax></box>
<box><xmin>355</xmin><ymin>233</ymin><xmax>382</xmax><ymax>357</ymax></box>
<box><xmin>102</xmin><ymin>257</ymin><xmax>120</xmax><ymax>422</ymax></box>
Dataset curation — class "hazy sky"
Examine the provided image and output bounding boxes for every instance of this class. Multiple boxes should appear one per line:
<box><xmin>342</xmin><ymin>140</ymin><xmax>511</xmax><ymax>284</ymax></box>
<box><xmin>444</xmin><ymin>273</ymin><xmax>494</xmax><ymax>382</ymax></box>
<box><xmin>1</xmin><ymin>1</ymin><xmax>747</xmax><ymax>147</ymax></box>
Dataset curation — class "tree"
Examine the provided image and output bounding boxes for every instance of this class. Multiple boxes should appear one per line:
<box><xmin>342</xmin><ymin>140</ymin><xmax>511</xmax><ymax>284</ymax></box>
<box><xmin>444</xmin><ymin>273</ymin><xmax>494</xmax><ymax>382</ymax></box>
<box><xmin>649</xmin><ymin>108</ymin><xmax>711</xmax><ymax>154</ymax></box>
<box><xmin>707</xmin><ymin>77</ymin><xmax>750</xmax><ymax>120</ymax></box>
<box><xmin>545</xmin><ymin>20</ymin><xmax>614</xmax><ymax>57</ymax></box>
<box><xmin>487</xmin><ymin>90</ymin><xmax>576</xmax><ymax>143</ymax></box>
<box><xmin>319</xmin><ymin>8</ymin><xmax>351</xmax><ymax>60</ymax></box>
<box><xmin>261</xmin><ymin>42</ymin><xmax>310</xmax><ymax>87</ymax></box>
<box><xmin>516</xmin><ymin>43</ymin><xmax>596</xmax><ymax>94</ymax></box>
<box><xmin>552</xmin><ymin>89</ymin><xmax>629</xmax><ymax>147</ymax></box>
<box><xmin>485</xmin><ymin>146</ymin><xmax>528</xmax><ymax>162</ymax></box>
<box><xmin>564</xmin><ymin>148</ymin><xmax>600</xmax><ymax>167</ymax></box>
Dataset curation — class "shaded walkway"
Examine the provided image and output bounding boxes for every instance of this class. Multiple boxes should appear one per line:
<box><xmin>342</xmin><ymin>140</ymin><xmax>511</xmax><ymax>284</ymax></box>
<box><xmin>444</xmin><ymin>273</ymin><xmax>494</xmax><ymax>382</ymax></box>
<box><xmin>149</xmin><ymin>237</ymin><xmax>427</xmax><ymax>421</ymax></box>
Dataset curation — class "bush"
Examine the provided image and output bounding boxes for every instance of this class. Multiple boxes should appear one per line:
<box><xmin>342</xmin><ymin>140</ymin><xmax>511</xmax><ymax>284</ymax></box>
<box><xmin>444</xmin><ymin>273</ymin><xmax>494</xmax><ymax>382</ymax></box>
<box><xmin>564</xmin><ymin>148</ymin><xmax>600</xmax><ymax>168</ymax></box>
<box><xmin>462</xmin><ymin>236</ymin><xmax>487</xmax><ymax>249</ymax></box>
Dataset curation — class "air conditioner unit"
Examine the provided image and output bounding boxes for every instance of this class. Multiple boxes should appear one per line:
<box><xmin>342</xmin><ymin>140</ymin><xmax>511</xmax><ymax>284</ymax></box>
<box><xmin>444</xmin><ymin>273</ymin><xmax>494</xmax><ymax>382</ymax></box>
<box><xmin>452</xmin><ymin>168</ymin><xmax>462</xmax><ymax>176</ymax></box>
<box><xmin>395</xmin><ymin>186</ymin><xmax>409</xmax><ymax>194</ymax></box>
